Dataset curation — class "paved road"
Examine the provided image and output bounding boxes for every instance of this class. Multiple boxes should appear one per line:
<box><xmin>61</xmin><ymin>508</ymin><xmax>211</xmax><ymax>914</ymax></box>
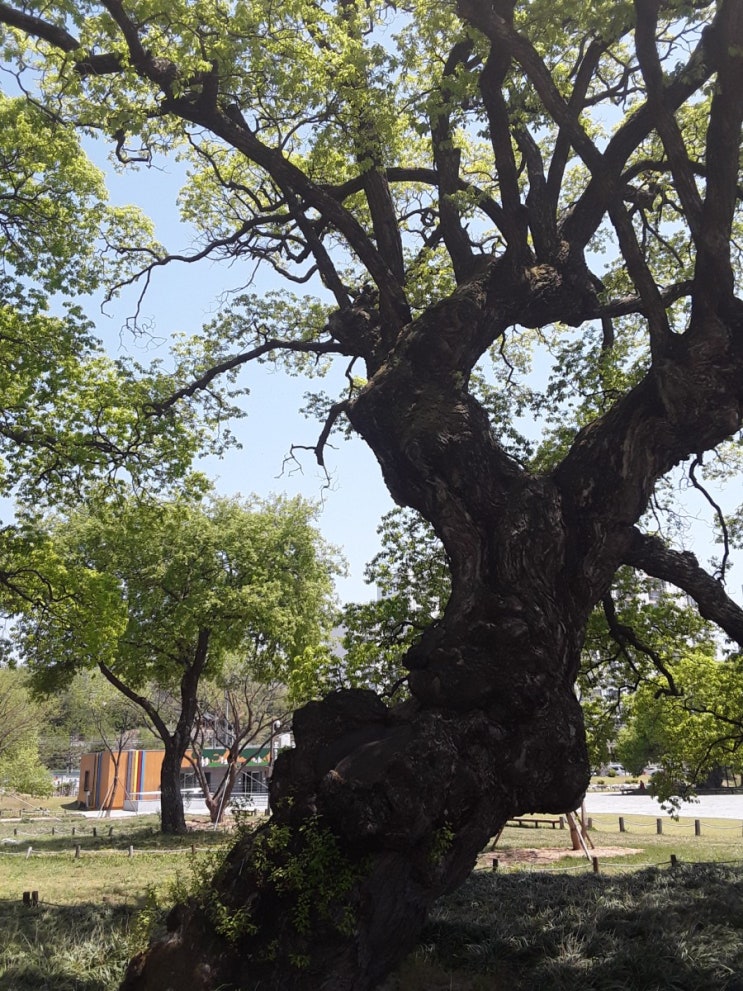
<box><xmin>583</xmin><ymin>791</ymin><xmax>743</xmax><ymax>820</ymax></box>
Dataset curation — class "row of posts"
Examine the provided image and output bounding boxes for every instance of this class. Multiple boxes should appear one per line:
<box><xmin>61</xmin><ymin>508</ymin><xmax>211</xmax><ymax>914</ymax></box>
<box><xmin>617</xmin><ymin>816</ymin><xmax>703</xmax><ymax>835</ymax></box>
<box><xmin>12</xmin><ymin>825</ymin><xmax>114</xmax><ymax>837</ymax></box>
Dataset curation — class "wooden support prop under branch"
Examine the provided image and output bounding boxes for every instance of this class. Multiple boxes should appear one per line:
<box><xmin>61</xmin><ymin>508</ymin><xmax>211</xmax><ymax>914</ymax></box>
<box><xmin>566</xmin><ymin>811</ymin><xmax>594</xmax><ymax>863</ymax></box>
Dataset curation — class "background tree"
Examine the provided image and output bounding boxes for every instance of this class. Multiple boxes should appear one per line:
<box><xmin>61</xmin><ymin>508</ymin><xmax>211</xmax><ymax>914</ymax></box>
<box><xmin>1</xmin><ymin>1</ymin><xmax>743</xmax><ymax>988</ymax></box>
<box><xmin>0</xmin><ymin>93</ymin><xmax>210</xmax><ymax>516</ymax></box>
<box><xmin>19</xmin><ymin>485</ymin><xmax>339</xmax><ymax>833</ymax></box>
<box><xmin>338</xmin><ymin>508</ymin><xmax>450</xmax><ymax>695</ymax></box>
<box><xmin>617</xmin><ymin>650</ymin><xmax>743</xmax><ymax>804</ymax></box>
<box><xmin>187</xmin><ymin>653</ymin><xmax>291</xmax><ymax>824</ymax></box>
<box><xmin>0</xmin><ymin>666</ymin><xmax>53</xmax><ymax>796</ymax></box>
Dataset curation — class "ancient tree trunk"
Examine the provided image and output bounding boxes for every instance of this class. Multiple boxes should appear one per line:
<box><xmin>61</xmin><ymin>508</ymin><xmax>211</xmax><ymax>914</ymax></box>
<box><xmin>121</xmin><ymin>268</ymin><xmax>602</xmax><ymax>991</ymax></box>
<box><xmin>121</xmin><ymin>243</ymin><xmax>743</xmax><ymax>989</ymax></box>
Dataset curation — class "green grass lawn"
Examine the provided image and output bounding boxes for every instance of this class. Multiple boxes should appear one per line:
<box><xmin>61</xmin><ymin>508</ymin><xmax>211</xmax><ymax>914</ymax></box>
<box><xmin>1</xmin><ymin>808</ymin><xmax>743</xmax><ymax>991</ymax></box>
<box><xmin>0</xmin><ymin>809</ymin><xmax>229</xmax><ymax>991</ymax></box>
<box><xmin>492</xmin><ymin>812</ymin><xmax>743</xmax><ymax>872</ymax></box>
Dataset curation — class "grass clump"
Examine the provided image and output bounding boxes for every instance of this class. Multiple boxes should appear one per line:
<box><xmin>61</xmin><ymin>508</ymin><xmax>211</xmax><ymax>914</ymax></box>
<box><xmin>0</xmin><ymin>901</ymin><xmax>136</xmax><ymax>991</ymax></box>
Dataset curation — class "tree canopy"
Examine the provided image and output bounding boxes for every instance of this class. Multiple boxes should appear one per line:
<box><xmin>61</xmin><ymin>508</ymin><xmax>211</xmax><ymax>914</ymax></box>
<box><xmin>17</xmin><ymin>485</ymin><xmax>340</xmax><ymax>831</ymax></box>
<box><xmin>0</xmin><ymin>666</ymin><xmax>53</xmax><ymax>796</ymax></box>
<box><xmin>1</xmin><ymin>1</ymin><xmax>743</xmax><ymax>988</ymax></box>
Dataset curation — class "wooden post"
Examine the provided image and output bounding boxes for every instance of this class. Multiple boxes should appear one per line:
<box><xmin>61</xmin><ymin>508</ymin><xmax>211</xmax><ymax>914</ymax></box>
<box><xmin>92</xmin><ymin>826</ymin><xmax>97</xmax><ymax>838</ymax></box>
<box><xmin>491</xmin><ymin>857</ymin><xmax>499</xmax><ymax>871</ymax></box>
<box><xmin>128</xmin><ymin>845</ymin><xmax>134</xmax><ymax>858</ymax></box>
<box><xmin>51</xmin><ymin>826</ymin><xmax>55</xmax><ymax>836</ymax></box>
<box><xmin>108</xmin><ymin>826</ymin><xmax>114</xmax><ymax>838</ymax></box>
<box><xmin>656</xmin><ymin>818</ymin><xmax>663</xmax><ymax>835</ymax></box>
<box><xmin>568</xmin><ymin>815</ymin><xmax>582</xmax><ymax>851</ymax></box>
<box><xmin>74</xmin><ymin>844</ymin><xmax>81</xmax><ymax>859</ymax></box>
<box><xmin>559</xmin><ymin>817</ymin><xmax>565</xmax><ymax>830</ymax></box>
<box><xmin>619</xmin><ymin>816</ymin><xmax>625</xmax><ymax>833</ymax></box>
<box><xmin>72</xmin><ymin>826</ymin><xmax>76</xmax><ymax>836</ymax></box>
<box><xmin>22</xmin><ymin>891</ymin><xmax>30</xmax><ymax>905</ymax></box>
<box><xmin>25</xmin><ymin>845</ymin><xmax>32</xmax><ymax>859</ymax></box>
<box><xmin>695</xmin><ymin>819</ymin><xmax>701</xmax><ymax>836</ymax></box>
<box><xmin>670</xmin><ymin>854</ymin><xmax>678</xmax><ymax>867</ymax></box>
<box><xmin>32</xmin><ymin>891</ymin><xmax>38</xmax><ymax>906</ymax></box>
<box><xmin>587</xmin><ymin>817</ymin><xmax>593</xmax><ymax>830</ymax></box>
<box><xmin>13</xmin><ymin>827</ymin><xmax>17</xmax><ymax>836</ymax></box>
<box><xmin>592</xmin><ymin>857</ymin><xmax>600</xmax><ymax>874</ymax></box>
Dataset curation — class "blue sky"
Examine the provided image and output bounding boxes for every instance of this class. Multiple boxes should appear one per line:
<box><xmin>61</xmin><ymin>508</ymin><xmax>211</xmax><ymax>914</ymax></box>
<box><xmin>89</xmin><ymin>144</ymin><xmax>394</xmax><ymax>605</ymax></box>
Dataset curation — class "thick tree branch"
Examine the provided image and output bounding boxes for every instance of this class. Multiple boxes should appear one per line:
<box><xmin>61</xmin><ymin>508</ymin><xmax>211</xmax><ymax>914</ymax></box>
<box><xmin>546</xmin><ymin>40</ymin><xmax>605</xmax><ymax>210</ymax></box>
<box><xmin>562</xmin><ymin>20</ymin><xmax>717</xmax><ymax>249</ymax></box>
<box><xmin>607</xmin><ymin>201</ymin><xmax>674</xmax><ymax>358</ymax></box>
<box><xmin>634</xmin><ymin>0</ymin><xmax>704</xmax><ymax>237</ymax></box>
<box><xmin>97</xmin><ymin>660</ymin><xmax>171</xmax><ymax>744</ymax></box>
<box><xmin>480</xmin><ymin>32</ymin><xmax>530</xmax><ymax>258</ymax></box>
<box><xmin>693</xmin><ymin>0</ymin><xmax>743</xmax><ymax>306</ymax></box>
<box><xmin>430</xmin><ymin>40</ymin><xmax>477</xmax><ymax>281</ymax></box>
<box><xmin>0</xmin><ymin>2</ymin><xmax>77</xmax><ymax>51</ymax></box>
<box><xmin>623</xmin><ymin>530</ymin><xmax>743</xmax><ymax>647</ymax></box>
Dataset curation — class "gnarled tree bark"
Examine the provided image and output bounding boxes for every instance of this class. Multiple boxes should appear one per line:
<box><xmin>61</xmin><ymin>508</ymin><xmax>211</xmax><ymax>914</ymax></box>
<box><xmin>120</xmin><ymin>252</ymin><xmax>743</xmax><ymax>989</ymax></box>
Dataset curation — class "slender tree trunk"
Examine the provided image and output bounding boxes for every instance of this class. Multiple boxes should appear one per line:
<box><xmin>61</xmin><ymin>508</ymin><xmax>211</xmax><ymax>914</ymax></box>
<box><xmin>160</xmin><ymin>741</ymin><xmax>187</xmax><ymax>835</ymax></box>
<box><xmin>210</xmin><ymin>763</ymin><xmax>239</xmax><ymax>824</ymax></box>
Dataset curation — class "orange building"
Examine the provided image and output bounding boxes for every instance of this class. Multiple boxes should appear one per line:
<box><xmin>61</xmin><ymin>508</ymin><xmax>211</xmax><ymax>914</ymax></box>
<box><xmin>77</xmin><ymin>747</ymin><xmax>272</xmax><ymax>813</ymax></box>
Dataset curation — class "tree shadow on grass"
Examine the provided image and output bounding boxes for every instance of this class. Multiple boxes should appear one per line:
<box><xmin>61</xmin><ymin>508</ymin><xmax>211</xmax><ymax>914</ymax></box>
<box><xmin>0</xmin><ymin>896</ymin><xmax>148</xmax><ymax>991</ymax></box>
<box><xmin>412</xmin><ymin>864</ymin><xmax>743</xmax><ymax>991</ymax></box>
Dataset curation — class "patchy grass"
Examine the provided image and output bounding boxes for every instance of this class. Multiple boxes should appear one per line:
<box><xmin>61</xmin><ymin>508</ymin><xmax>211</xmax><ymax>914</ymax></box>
<box><xmin>0</xmin><ymin>900</ymin><xmax>137</xmax><ymax>991</ymax></box>
<box><xmin>0</xmin><ymin>813</ymin><xmax>234</xmax><ymax>990</ymax></box>
<box><xmin>2</xmin><ymin>812</ymin><xmax>743</xmax><ymax>990</ymax></box>
<box><xmin>383</xmin><ymin>864</ymin><xmax>743</xmax><ymax>991</ymax></box>
<box><xmin>492</xmin><ymin>813</ymin><xmax>743</xmax><ymax>872</ymax></box>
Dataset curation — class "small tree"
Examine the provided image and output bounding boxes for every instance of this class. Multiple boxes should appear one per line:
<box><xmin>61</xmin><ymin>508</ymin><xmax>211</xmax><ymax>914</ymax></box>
<box><xmin>618</xmin><ymin>650</ymin><xmax>743</xmax><ymax>804</ymax></box>
<box><xmin>187</xmin><ymin>652</ymin><xmax>291</xmax><ymax>823</ymax></box>
<box><xmin>19</xmin><ymin>485</ymin><xmax>340</xmax><ymax>833</ymax></box>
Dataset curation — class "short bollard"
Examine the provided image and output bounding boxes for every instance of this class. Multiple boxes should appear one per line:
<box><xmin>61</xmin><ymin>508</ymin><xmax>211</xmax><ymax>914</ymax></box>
<box><xmin>694</xmin><ymin>819</ymin><xmax>701</xmax><ymax>836</ymax></box>
<box><xmin>619</xmin><ymin>817</ymin><xmax>625</xmax><ymax>833</ymax></box>
<box><xmin>74</xmin><ymin>844</ymin><xmax>81</xmax><ymax>859</ymax></box>
<box><xmin>491</xmin><ymin>858</ymin><xmax>499</xmax><ymax>871</ymax></box>
<box><xmin>592</xmin><ymin>857</ymin><xmax>600</xmax><ymax>874</ymax></box>
<box><xmin>656</xmin><ymin>818</ymin><xmax>663</xmax><ymax>835</ymax></box>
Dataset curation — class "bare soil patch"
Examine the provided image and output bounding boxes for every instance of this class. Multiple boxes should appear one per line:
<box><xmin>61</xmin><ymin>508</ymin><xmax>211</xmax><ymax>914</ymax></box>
<box><xmin>477</xmin><ymin>845</ymin><xmax>642</xmax><ymax>866</ymax></box>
